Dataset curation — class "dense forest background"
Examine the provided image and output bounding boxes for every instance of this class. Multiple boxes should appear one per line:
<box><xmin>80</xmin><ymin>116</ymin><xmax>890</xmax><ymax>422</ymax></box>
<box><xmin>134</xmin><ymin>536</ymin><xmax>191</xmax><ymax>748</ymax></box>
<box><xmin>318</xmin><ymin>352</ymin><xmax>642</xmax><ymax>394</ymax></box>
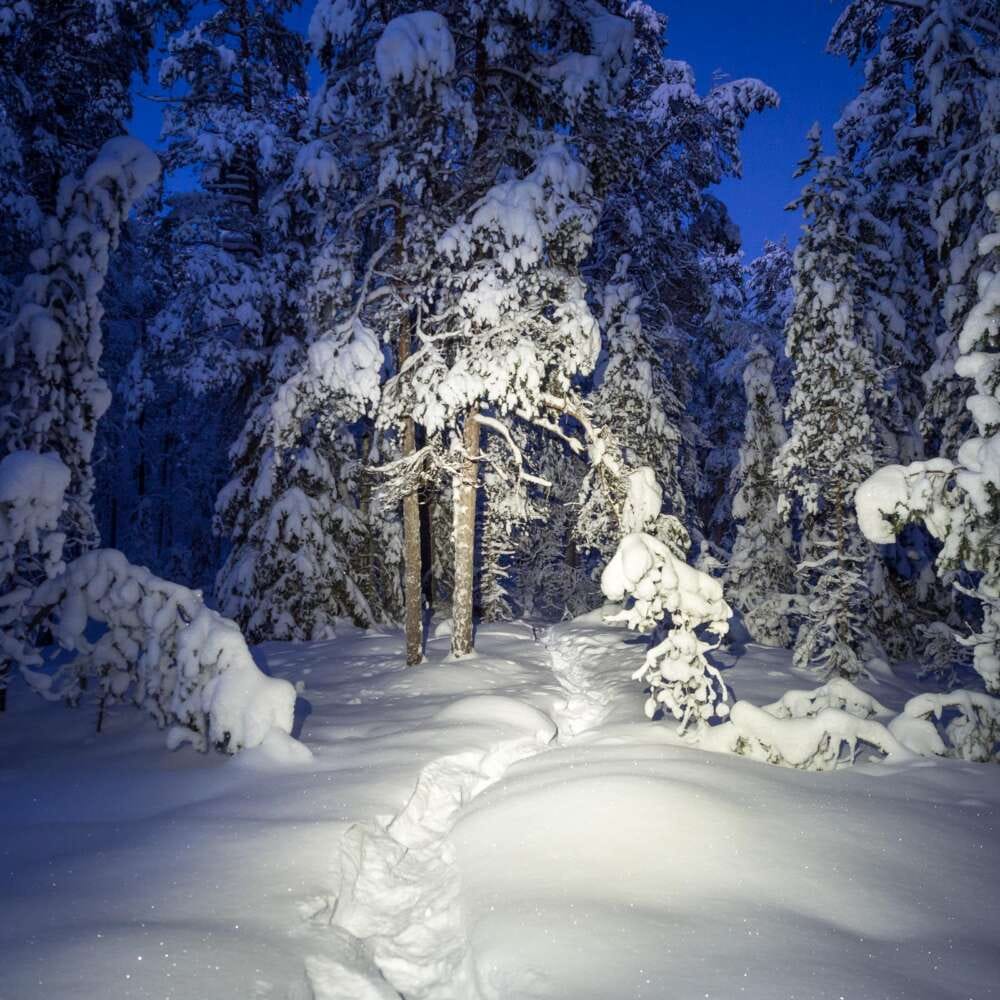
<box><xmin>0</xmin><ymin>0</ymin><xmax>997</xmax><ymax>729</ymax></box>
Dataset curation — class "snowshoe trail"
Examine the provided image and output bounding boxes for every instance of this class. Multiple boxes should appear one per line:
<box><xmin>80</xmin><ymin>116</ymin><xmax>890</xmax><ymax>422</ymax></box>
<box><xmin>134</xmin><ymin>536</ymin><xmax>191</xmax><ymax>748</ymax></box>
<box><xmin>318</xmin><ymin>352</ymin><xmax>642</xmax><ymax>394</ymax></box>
<box><xmin>303</xmin><ymin>624</ymin><xmax>614</xmax><ymax>1000</ymax></box>
<box><xmin>544</xmin><ymin>625</ymin><xmax>616</xmax><ymax>740</ymax></box>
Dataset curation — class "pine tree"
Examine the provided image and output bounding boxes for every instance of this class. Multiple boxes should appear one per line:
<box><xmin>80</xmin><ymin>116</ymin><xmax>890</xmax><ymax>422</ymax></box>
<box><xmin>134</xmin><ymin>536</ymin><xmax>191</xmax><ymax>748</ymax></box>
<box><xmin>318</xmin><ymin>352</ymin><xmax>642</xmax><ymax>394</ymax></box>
<box><xmin>776</xmin><ymin>129</ymin><xmax>886</xmax><ymax>679</ymax></box>
<box><xmin>0</xmin><ymin>137</ymin><xmax>161</xmax><ymax>706</ymax></box>
<box><xmin>726</xmin><ymin>344</ymin><xmax>795</xmax><ymax>646</ymax></box>
<box><xmin>857</xmin><ymin>189</ymin><xmax>1000</xmax><ymax>693</ymax></box>
<box><xmin>0</xmin><ymin>0</ymin><xmax>170</xmax><ymax>299</ymax></box>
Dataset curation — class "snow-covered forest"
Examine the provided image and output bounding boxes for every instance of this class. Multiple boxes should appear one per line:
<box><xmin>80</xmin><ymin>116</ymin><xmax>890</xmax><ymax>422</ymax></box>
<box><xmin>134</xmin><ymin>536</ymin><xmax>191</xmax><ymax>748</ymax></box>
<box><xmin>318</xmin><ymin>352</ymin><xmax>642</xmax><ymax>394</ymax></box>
<box><xmin>1</xmin><ymin>0</ymin><xmax>998</xmax><ymax>997</ymax></box>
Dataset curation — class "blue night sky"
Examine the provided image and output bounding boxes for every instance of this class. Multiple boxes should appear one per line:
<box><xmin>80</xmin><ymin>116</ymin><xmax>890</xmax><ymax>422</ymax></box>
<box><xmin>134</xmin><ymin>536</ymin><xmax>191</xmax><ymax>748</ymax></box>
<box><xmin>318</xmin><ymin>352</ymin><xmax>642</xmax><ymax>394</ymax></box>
<box><xmin>130</xmin><ymin>0</ymin><xmax>863</xmax><ymax>259</ymax></box>
<box><xmin>663</xmin><ymin>1</ymin><xmax>863</xmax><ymax>256</ymax></box>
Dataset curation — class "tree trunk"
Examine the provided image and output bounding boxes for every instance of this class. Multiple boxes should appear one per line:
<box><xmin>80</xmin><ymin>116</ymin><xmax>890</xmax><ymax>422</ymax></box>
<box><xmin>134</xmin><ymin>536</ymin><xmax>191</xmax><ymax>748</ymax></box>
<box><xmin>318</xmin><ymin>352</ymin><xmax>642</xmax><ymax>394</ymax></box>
<box><xmin>396</xmin><ymin>233</ymin><xmax>423</xmax><ymax>665</ymax></box>
<box><xmin>451</xmin><ymin>410</ymin><xmax>480</xmax><ymax>657</ymax></box>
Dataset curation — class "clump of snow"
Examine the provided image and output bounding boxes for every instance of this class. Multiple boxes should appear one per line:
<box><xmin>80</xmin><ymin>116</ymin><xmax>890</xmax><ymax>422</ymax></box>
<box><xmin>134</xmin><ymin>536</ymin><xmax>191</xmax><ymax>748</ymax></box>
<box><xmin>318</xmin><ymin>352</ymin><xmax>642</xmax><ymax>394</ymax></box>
<box><xmin>762</xmin><ymin>676</ymin><xmax>891</xmax><ymax>720</ymax></box>
<box><xmin>309</xmin><ymin>0</ymin><xmax>361</xmax><ymax>51</ymax></box>
<box><xmin>893</xmin><ymin>690</ymin><xmax>1000</xmax><ymax>763</ymax></box>
<box><xmin>20</xmin><ymin>549</ymin><xmax>297</xmax><ymax>753</ymax></box>
<box><xmin>620</xmin><ymin>465</ymin><xmax>661</xmax><ymax>533</ymax></box>
<box><xmin>855</xmin><ymin>459</ymin><xmax>956</xmax><ymax>545</ymax></box>
<box><xmin>375</xmin><ymin>11</ymin><xmax>455</xmax><ymax>97</ymax></box>
<box><xmin>0</xmin><ymin>451</ymin><xmax>70</xmax><ymax>573</ymax></box>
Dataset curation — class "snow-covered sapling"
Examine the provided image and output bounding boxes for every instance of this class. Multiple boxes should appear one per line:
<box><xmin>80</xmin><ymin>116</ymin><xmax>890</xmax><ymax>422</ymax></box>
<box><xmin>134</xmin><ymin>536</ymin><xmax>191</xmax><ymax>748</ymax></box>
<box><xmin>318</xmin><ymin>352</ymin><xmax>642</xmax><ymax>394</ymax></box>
<box><xmin>602</xmin><ymin>469</ymin><xmax>732</xmax><ymax>734</ymax></box>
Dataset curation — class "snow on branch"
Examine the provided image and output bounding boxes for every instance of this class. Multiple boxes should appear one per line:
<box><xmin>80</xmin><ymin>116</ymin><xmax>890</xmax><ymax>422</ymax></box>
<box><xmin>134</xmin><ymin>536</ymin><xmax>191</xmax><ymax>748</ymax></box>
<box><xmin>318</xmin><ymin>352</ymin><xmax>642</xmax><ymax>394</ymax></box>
<box><xmin>891</xmin><ymin>690</ymin><xmax>1000</xmax><ymax>763</ymax></box>
<box><xmin>375</xmin><ymin>11</ymin><xmax>455</xmax><ymax>97</ymax></box>
<box><xmin>714</xmin><ymin>702</ymin><xmax>909</xmax><ymax>771</ymax></box>
<box><xmin>17</xmin><ymin>550</ymin><xmax>297</xmax><ymax>753</ymax></box>
<box><xmin>601</xmin><ymin>469</ymin><xmax>732</xmax><ymax>734</ymax></box>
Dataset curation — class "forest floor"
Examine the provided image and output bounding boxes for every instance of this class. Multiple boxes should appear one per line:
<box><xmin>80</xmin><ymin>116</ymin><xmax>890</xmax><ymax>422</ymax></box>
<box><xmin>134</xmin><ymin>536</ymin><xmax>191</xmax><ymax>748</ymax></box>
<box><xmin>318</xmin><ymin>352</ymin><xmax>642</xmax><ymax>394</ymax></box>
<box><xmin>2</xmin><ymin>613</ymin><xmax>998</xmax><ymax>1000</ymax></box>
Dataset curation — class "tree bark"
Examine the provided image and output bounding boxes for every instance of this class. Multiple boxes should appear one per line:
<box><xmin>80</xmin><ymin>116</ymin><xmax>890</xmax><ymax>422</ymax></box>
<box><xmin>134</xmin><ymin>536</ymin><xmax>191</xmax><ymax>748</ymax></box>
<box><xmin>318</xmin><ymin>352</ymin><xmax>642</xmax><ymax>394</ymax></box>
<box><xmin>451</xmin><ymin>410</ymin><xmax>480</xmax><ymax>657</ymax></box>
<box><xmin>396</xmin><ymin>215</ymin><xmax>423</xmax><ymax>665</ymax></box>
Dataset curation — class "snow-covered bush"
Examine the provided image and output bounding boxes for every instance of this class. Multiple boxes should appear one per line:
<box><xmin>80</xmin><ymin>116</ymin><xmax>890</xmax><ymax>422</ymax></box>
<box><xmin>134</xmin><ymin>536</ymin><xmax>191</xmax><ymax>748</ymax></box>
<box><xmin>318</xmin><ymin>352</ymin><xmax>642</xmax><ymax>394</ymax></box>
<box><xmin>602</xmin><ymin>470</ymin><xmax>731</xmax><ymax>734</ymax></box>
<box><xmin>762</xmin><ymin>676</ymin><xmax>891</xmax><ymax>721</ymax></box>
<box><xmin>716</xmin><ymin>701</ymin><xmax>906</xmax><ymax>772</ymax></box>
<box><xmin>18</xmin><ymin>549</ymin><xmax>295</xmax><ymax>752</ymax></box>
<box><xmin>890</xmin><ymin>690</ymin><xmax>1000</xmax><ymax>764</ymax></box>
<box><xmin>699</xmin><ymin>676</ymin><xmax>902</xmax><ymax>771</ymax></box>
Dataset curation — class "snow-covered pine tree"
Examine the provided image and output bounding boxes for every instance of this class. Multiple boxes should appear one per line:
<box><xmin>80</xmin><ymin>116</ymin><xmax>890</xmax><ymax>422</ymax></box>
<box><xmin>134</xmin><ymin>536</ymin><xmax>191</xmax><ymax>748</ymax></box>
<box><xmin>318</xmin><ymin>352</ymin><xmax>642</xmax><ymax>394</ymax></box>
<box><xmin>152</xmin><ymin>1</ymin><xmax>393</xmax><ymax>641</ymax></box>
<box><xmin>586</xmin><ymin>10</ymin><xmax>778</xmax><ymax>546</ymax></box>
<box><xmin>857</xmin><ymin>189</ymin><xmax>1000</xmax><ymax>694</ymax></box>
<box><xmin>366</xmin><ymin>2</ymin><xmax>637</xmax><ymax>657</ymax></box>
<box><xmin>776</xmin><ymin>127</ymin><xmax>886</xmax><ymax>680</ymax></box>
<box><xmin>746</xmin><ymin>239</ymin><xmax>794</xmax><ymax>339</ymax></box>
<box><xmin>744</xmin><ymin>238</ymin><xmax>794</xmax><ymax>395</ymax></box>
<box><xmin>829</xmin><ymin>0</ymin><xmax>999</xmax><ymax>457</ymax></box>
<box><xmin>0</xmin><ymin>137</ymin><xmax>161</xmax><ymax>707</ymax></box>
<box><xmin>0</xmin><ymin>139</ymin><xmax>162</xmax><ymax>572</ymax></box>
<box><xmin>0</xmin><ymin>0</ymin><xmax>169</xmax><ymax>307</ymax></box>
<box><xmin>726</xmin><ymin>344</ymin><xmax>795</xmax><ymax>646</ymax></box>
<box><xmin>153</xmin><ymin>0</ymin><xmax>308</xmax><ymax>400</ymax></box>
<box><xmin>827</xmin><ymin>0</ymin><xmax>999</xmax><ymax>657</ymax></box>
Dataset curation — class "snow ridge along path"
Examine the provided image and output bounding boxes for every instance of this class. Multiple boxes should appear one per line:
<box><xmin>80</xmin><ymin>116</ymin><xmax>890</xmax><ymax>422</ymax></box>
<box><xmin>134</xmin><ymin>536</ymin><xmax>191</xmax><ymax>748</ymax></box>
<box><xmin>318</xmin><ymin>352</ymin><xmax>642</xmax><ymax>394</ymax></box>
<box><xmin>304</xmin><ymin>624</ymin><xmax>616</xmax><ymax>1000</ymax></box>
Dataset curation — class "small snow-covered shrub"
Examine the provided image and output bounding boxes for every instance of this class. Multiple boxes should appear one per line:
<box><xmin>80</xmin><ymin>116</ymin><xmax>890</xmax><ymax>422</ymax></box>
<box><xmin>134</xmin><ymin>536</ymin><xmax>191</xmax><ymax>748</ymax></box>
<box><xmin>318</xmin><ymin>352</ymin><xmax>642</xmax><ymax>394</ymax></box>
<box><xmin>602</xmin><ymin>471</ymin><xmax>732</xmax><ymax>734</ymax></box>
<box><xmin>891</xmin><ymin>691</ymin><xmax>1000</xmax><ymax>764</ymax></box>
<box><xmin>18</xmin><ymin>549</ymin><xmax>295</xmax><ymax>752</ymax></box>
<box><xmin>718</xmin><ymin>702</ymin><xmax>907</xmax><ymax>771</ymax></box>
<box><xmin>700</xmin><ymin>677</ymin><xmax>903</xmax><ymax>771</ymax></box>
<box><xmin>762</xmin><ymin>677</ymin><xmax>891</xmax><ymax>721</ymax></box>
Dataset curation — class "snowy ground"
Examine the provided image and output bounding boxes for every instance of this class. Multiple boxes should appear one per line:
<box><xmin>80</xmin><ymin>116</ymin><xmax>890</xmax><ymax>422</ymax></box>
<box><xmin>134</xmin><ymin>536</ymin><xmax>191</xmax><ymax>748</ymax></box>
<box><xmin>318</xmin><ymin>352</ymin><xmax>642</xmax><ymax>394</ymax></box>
<box><xmin>2</xmin><ymin>614</ymin><xmax>998</xmax><ymax>1000</ymax></box>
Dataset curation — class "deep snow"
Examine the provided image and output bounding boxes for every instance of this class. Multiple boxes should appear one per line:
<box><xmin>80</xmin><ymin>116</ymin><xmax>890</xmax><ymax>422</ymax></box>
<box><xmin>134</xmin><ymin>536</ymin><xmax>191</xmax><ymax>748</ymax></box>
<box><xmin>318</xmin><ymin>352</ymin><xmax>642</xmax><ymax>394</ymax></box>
<box><xmin>2</xmin><ymin>615</ymin><xmax>998</xmax><ymax>999</ymax></box>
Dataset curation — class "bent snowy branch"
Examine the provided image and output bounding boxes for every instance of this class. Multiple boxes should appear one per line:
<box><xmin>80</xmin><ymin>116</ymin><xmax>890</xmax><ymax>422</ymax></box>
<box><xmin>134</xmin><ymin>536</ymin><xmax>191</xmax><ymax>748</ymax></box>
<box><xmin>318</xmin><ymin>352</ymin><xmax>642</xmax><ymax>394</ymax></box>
<box><xmin>18</xmin><ymin>550</ymin><xmax>296</xmax><ymax>753</ymax></box>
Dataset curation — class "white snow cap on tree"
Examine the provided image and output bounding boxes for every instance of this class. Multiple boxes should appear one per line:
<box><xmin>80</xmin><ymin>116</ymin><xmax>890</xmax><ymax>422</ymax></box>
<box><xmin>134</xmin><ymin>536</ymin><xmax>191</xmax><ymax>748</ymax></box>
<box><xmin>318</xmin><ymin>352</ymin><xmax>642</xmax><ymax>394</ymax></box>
<box><xmin>375</xmin><ymin>12</ymin><xmax>455</xmax><ymax>96</ymax></box>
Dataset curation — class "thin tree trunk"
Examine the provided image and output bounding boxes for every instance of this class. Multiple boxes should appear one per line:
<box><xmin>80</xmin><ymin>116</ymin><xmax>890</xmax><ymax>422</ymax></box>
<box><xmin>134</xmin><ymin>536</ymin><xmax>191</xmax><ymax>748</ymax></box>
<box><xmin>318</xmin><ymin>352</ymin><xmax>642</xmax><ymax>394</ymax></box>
<box><xmin>396</xmin><ymin>211</ymin><xmax>423</xmax><ymax>665</ymax></box>
<box><xmin>451</xmin><ymin>410</ymin><xmax>480</xmax><ymax>657</ymax></box>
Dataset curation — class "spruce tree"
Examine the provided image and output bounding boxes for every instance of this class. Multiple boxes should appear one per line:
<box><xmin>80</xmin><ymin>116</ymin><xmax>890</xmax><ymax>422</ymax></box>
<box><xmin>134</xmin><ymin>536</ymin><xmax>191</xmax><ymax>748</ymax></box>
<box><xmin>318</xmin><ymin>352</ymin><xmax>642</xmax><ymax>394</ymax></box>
<box><xmin>726</xmin><ymin>344</ymin><xmax>795</xmax><ymax>646</ymax></box>
<box><xmin>777</xmin><ymin>128</ymin><xmax>886</xmax><ymax>679</ymax></box>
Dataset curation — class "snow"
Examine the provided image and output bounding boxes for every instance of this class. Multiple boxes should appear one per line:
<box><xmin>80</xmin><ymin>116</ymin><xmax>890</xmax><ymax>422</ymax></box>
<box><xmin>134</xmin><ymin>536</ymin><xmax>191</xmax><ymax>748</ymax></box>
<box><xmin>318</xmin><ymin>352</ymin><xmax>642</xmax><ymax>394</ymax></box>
<box><xmin>375</xmin><ymin>12</ymin><xmax>455</xmax><ymax>96</ymax></box>
<box><xmin>3</xmin><ymin>618</ymin><xmax>999</xmax><ymax>999</ymax></box>
<box><xmin>0</xmin><ymin>450</ymin><xmax>70</xmax><ymax>568</ymax></box>
<box><xmin>309</xmin><ymin>0</ymin><xmax>360</xmax><ymax>50</ymax></box>
<box><xmin>620</xmin><ymin>464</ymin><xmax>661</xmax><ymax>532</ymax></box>
<box><xmin>20</xmin><ymin>549</ymin><xmax>298</xmax><ymax>753</ymax></box>
<box><xmin>0</xmin><ymin>449</ymin><xmax>70</xmax><ymax>509</ymax></box>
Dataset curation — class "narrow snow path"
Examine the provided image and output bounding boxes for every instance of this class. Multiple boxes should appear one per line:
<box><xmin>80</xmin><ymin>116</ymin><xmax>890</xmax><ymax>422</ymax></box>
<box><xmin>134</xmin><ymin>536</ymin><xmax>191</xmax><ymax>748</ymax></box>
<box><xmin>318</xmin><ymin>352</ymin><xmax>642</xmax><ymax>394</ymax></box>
<box><xmin>303</xmin><ymin>624</ymin><xmax>614</xmax><ymax>1000</ymax></box>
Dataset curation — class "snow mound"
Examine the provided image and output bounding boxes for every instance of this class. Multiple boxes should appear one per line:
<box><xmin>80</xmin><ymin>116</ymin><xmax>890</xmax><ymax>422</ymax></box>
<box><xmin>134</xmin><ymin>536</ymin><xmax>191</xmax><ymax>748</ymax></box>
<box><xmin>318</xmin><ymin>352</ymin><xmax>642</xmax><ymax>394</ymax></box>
<box><xmin>434</xmin><ymin>695</ymin><xmax>557</xmax><ymax>743</ymax></box>
<box><xmin>705</xmin><ymin>701</ymin><xmax>909</xmax><ymax>770</ymax></box>
<box><xmin>233</xmin><ymin>727</ymin><xmax>314</xmax><ymax>769</ymax></box>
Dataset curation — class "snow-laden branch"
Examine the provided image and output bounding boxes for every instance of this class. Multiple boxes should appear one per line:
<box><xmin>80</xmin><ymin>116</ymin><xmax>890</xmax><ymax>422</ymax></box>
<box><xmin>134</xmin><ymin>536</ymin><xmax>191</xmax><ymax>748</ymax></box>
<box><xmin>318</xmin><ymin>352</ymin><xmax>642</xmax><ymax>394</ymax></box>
<box><xmin>472</xmin><ymin>413</ymin><xmax>552</xmax><ymax>488</ymax></box>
